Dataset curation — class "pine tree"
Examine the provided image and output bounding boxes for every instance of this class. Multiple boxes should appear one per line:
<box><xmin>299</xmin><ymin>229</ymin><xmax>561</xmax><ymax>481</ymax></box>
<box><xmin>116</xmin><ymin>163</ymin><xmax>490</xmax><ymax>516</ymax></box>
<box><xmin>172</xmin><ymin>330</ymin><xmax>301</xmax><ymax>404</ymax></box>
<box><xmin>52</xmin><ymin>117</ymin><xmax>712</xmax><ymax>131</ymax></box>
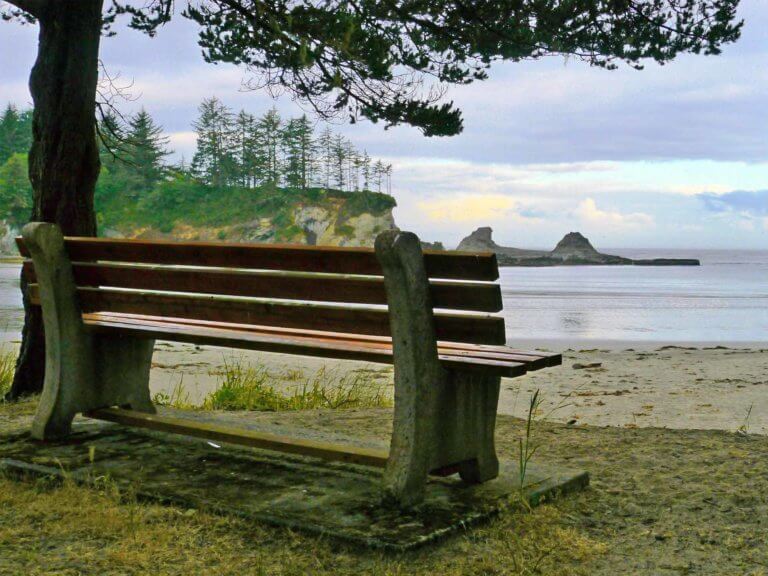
<box><xmin>360</xmin><ymin>151</ymin><xmax>372</xmax><ymax>191</ymax></box>
<box><xmin>281</xmin><ymin>115</ymin><xmax>315</xmax><ymax>190</ymax></box>
<box><xmin>0</xmin><ymin>153</ymin><xmax>33</xmax><ymax>224</ymax></box>
<box><xmin>316</xmin><ymin>127</ymin><xmax>334</xmax><ymax>188</ymax></box>
<box><xmin>234</xmin><ymin>110</ymin><xmax>257</xmax><ymax>188</ymax></box>
<box><xmin>98</xmin><ymin>110</ymin><xmax>127</xmax><ymax>164</ymax></box>
<box><xmin>192</xmin><ymin>97</ymin><xmax>236</xmax><ymax>188</ymax></box>
<box><xmin>281</xmin><ymin>118</ymin><xmax>302</xmax><ymax>189</ymax></box>
<box><xmin>0</xmin><ymin>105</ymin><xmax>23</xmax><ymax>164</ymax></box>
<box><xmin>125</xmin><ymin>109</ymin><xmax>172</xmax><ymax>196</ymax></box>
<box><xmin>331</xmin><ymin>134</ymin><xmax>347</xmax><ymax>190</ymax></box>
<box><xmin>344</xmin><ymin>140</ymin><xmax>358</xmax><ymax>192</ymax></box>
<box><xmin>372</xmin><ymin>159</ymin><xmax>386</xmax><ymax>193</ymax></box>
<box><xmin>257</xmin><ymin>107</ymin><xmax>282</xmax><ymax>185</ymax></box>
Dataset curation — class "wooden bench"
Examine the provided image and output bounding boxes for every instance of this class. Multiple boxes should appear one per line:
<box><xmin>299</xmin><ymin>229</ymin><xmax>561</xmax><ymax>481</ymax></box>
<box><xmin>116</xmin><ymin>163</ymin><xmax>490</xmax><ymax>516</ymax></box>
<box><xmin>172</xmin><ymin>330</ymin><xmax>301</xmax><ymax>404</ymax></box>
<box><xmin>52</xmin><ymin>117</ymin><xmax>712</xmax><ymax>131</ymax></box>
<box><xmin>18</xmin><ymin>222</ymin><xmax>561</xmax><ymax>506</ymax></box>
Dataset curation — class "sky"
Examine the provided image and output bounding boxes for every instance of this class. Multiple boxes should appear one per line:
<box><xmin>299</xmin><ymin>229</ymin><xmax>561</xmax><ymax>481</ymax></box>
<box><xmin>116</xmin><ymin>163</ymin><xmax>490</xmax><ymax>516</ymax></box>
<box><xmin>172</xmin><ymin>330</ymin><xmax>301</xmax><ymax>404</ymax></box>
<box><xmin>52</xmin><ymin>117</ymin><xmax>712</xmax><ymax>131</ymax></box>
<box><xmin>1</xmin><ymin>2</ymin><xmax>767</xmax><ymax>250</ymax></box>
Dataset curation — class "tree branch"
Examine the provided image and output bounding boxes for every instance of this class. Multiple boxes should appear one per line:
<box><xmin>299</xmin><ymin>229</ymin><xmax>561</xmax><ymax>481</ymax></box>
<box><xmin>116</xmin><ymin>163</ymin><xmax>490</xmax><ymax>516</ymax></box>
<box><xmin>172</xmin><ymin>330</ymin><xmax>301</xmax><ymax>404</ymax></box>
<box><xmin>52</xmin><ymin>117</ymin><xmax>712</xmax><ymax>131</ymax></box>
<box><xmin>3</xmin><ymin>0</ymin><xmax>47</xmax><ymax>18</ymax></box>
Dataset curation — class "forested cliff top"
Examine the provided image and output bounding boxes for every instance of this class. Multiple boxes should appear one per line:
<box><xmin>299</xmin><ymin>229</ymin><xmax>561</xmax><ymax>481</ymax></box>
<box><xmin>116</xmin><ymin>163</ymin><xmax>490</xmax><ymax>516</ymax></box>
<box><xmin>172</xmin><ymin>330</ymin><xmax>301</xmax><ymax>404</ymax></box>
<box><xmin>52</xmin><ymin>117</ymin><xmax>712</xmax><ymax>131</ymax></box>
<box><xmin>0</xmin><ymin>100</ymin><xmax>396</xmax><ymax>248</ymax></box>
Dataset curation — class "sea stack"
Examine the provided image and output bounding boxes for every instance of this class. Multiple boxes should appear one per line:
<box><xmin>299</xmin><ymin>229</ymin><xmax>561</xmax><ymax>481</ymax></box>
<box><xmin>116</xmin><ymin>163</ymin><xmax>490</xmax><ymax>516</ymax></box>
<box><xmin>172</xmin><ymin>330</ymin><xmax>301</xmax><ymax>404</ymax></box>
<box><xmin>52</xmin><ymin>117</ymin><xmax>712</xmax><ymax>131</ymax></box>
<box><xmin>551</xmin><ymin>232</ymin><xmax>600</xmax><ymax>260</ymax></box>
<box><xmin>454</xmin><ymin>227</ymin><xmax>699</xmax><ymax>266</ymax></box>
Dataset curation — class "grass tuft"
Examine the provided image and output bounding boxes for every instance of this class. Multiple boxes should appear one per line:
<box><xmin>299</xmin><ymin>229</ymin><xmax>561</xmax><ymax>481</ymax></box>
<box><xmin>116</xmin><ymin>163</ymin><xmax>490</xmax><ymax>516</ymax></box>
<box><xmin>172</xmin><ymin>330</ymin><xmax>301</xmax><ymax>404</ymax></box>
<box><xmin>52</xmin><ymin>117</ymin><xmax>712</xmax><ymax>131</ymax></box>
<box><xmin>152</xmin><ymin>376</ymin><xmax>195</xmax><ymax>410</ymax></box>
<box><xmin>0</xmin><ymin>347</ymin><xmax>15</xmax><ymax>400</ymax></box>
<box><xmin>203</xmin><ymin>356</ymin><xmax>392</xmax><ymax>412</ymax></box>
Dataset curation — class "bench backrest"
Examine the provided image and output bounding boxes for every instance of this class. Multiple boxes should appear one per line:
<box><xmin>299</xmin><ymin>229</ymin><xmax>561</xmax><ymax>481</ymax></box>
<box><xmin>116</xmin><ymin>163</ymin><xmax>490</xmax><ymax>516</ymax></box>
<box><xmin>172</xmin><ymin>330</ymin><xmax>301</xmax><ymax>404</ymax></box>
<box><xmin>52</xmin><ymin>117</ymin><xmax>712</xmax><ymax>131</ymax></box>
<box><xmin>18</xmin><ymin>236</ymin><xmax>505</xmax><ymax>345</ymax></box>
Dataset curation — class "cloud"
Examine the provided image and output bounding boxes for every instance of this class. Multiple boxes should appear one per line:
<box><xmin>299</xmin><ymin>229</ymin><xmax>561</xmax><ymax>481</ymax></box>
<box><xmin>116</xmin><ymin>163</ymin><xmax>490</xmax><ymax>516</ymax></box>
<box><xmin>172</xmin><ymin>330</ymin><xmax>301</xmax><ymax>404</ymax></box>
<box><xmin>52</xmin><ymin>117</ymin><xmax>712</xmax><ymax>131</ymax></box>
<box><xmin>416</xmin><ymin>194</ymin><xmax>543</xmax><ymax>224</ymax></box>
<box><xmin>575</xmin><ymin>198</ymin><xmax>654</xmax><ymax>229</ymax></box>
<box><xmin>697</xmin><ymin>190</ymin><xmax>768</xmax><ymax>216</ymax></box>
<box><xmin>167</xmin><ymin>131</ymin><xmax>197</xmax><ymax>159</ymax></box>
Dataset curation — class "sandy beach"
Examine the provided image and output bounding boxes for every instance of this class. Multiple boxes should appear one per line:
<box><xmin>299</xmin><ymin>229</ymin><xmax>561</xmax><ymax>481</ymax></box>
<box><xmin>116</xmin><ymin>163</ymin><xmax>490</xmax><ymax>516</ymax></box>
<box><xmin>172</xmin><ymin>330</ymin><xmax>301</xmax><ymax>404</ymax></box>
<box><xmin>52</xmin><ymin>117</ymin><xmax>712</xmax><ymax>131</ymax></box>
<box><xmin>140</xmin><ymin>342</ymin><xmax>768</xmax><ymax>435</ymax></box>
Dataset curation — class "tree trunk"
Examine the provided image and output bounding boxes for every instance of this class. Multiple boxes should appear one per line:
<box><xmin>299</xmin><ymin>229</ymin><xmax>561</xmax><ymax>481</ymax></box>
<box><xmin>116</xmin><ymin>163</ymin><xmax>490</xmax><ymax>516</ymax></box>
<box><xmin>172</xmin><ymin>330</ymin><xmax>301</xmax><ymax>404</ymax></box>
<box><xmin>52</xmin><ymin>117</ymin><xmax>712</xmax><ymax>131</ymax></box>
<box><xmin>6</xmin><ymin>0</ymin><xmax>104</xmax><ymax>400</ymax></box>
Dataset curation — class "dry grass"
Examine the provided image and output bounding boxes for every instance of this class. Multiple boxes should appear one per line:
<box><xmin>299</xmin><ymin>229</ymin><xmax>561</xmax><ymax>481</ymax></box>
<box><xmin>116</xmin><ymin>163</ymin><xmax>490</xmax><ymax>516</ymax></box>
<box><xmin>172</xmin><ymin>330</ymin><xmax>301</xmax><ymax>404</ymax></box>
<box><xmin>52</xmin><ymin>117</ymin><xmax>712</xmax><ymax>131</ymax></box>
<box><xmin>0</xmin><ymin>473</ymin><xmax>603</xmax><ymax>576</ymax></box>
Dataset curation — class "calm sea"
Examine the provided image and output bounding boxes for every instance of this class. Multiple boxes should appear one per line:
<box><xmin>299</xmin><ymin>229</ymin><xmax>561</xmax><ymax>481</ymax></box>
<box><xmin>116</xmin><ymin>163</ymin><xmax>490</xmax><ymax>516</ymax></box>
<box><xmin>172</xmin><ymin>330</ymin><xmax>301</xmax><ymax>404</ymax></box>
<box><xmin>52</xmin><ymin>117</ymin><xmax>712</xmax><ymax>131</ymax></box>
<box><xmin>500</xmin><ymin>249</ymin><xmax>768</xmax><ymax>347</ymax></box>
<box><xmin>1</xmin><ymin>249</ymin><xmax>766</xmax><ymax>346</ymax></box>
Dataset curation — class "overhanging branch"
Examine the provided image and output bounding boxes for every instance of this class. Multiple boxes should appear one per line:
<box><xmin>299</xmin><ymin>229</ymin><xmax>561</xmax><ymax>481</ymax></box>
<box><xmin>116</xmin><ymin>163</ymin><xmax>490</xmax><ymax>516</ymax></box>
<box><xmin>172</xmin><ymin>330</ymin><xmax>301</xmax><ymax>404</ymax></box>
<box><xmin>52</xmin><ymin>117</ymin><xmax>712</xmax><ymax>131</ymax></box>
<box><xmin>3</xmin><ymin>0</ymin><xmax>46</xmax><ymax>18</ymax></box>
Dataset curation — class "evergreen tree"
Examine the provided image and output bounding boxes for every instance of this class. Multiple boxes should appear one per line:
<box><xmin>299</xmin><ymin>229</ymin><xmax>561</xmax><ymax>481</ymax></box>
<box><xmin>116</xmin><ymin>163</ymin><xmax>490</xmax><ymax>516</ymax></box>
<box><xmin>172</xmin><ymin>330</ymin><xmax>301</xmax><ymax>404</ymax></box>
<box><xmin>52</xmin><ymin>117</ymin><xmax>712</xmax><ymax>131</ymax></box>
<box><xmin>256</xmin><ymin>107</ymin><xmax>282</xmax><ymax>185</ymax></box>
<box><xmin>281</xmin><ymin>115</ymin><xmax>315</xmax><ymax>190</ymax></box>
<box><xmin>234</xmin><ymin>110</ymin><xmax>258</xmax><ymax>188</ymax></box>
<box><xmin>360</xmin><ymin>151</ymin><xmax>372</xmax><ymax>191</ymax></box>
<box><xmin>331</xmin><ymin>134</ymin><xmax>347</xmax><ymax>190</ymax></box>
<box><xmin>316</xmin><ymin>127</ymin><xmax>334</xmax><ymax>188</ymax></box>
<box><xmin>192</xmin><ymin>97</ymin><xmax>236</xmax><ymax>188</ymax></box>
<box><xmin>0</xmin><ymin>104</ymin><xmax>32</xmax><ymax>164</ymax></box>
<box><xmin>125</xmin><ymin>109</ymin><xmax>172</xmax><ymax>196</ymax></box>
<box><xmin>17</xmin><ymin>109</ymin><xmax>33</xmax><ymax>154</ymax></box>
<box><xmin>0</xmin><ymin>153</ymin><xmax>33</xmax><ymax>224</ymax></box>
<box><xmin>98</xmin><ymin>109</ymin><xmax>127</xmax><ymax>164</ymax></box>
<box><xmin>344</xmin><ymin>140</ymin><xmax>358</xmax><ymax>192</ymax></box>
<box><xmin>372</xmin><ymin>160</ymin><xmax>386</xmax><ymax>193</ymax></box>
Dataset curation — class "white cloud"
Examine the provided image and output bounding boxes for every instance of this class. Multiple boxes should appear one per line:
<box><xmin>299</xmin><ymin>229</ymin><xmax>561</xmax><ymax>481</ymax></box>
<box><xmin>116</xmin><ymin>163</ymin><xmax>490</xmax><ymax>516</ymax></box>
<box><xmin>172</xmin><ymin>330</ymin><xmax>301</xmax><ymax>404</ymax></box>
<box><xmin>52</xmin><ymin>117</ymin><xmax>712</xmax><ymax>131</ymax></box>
<box><xmin>575</xmin><ymin>198</ymin><xmax>654</xmax><ymax>229</ymax></box>
<box><xmin>416</xmin><ymin>194</ymin><xmax>544</xmax><ymax>224</ymax></box>
<box><xmin>167</xmin><ymin>131</ymin><xmax>197</xmax><ymax>159</ymax></box>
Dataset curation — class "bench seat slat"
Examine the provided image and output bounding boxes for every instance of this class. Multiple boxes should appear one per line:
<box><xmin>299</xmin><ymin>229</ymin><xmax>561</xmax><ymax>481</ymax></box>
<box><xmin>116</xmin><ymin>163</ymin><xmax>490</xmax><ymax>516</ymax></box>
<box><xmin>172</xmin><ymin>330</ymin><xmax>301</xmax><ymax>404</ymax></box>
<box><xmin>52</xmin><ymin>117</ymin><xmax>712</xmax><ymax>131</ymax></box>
<box><xmin>99</xmin><ymin>312</ymin><xmax>560</xmax><ymax>364</ymax></box>
<box><xmin>82</xmin><ymin>313</ymin><xmax>531</xmax><ymax>377</ymax></box>
<box><xmin>85</xmin><ymin>312</ymin><xmax>562</xmax><ymax>369</ymax></box>
<box><xmin>16</xmin><ymin>237</ymin><xmax>499</xmax><ymax>281</ymax></box>
<box><xmin>21</xmin><ymin>261</ymin><xmax>503</xmax><ymax>313</ymax></box>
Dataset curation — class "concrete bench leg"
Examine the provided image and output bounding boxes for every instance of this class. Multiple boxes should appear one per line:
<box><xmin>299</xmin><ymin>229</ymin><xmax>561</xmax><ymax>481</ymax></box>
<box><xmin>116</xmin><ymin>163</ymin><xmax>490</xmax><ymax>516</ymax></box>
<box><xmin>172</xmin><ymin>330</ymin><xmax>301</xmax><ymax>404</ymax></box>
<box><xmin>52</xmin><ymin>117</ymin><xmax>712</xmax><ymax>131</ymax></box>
<box><xmin>22</xmin><ymin>223</ymin><xmax>155</xmax><ymax>441</ymax></box>
<box><xmin>444</xmin><ymin>371</ymin><xmax>501</xmax><ymax>484</ymax></box>
<box><xmin>376</xmin><ymin>230</ymin><xmax>500</xmax><ymax>507</ymax></box>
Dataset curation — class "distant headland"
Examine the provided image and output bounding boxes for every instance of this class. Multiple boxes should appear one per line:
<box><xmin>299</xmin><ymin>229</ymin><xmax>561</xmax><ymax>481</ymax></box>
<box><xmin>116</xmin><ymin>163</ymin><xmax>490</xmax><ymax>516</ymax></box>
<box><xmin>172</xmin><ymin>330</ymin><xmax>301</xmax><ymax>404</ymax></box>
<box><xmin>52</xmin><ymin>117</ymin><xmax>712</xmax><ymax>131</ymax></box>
<box><xmin>456</xmin><ymin>227</ymin><xmax>700</xmax><ymax>267</ymax></box>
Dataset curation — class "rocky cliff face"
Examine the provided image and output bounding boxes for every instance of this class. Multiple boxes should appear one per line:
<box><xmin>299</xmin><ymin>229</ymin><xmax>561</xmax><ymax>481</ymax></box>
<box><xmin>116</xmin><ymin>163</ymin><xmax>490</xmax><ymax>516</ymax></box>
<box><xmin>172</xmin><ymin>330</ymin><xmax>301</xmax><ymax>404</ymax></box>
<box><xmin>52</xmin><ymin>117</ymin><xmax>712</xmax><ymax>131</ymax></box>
<box><xmin>104</xmin><ymin>196</ymin><xmax>397</xmax><ymax>248</ymax></box>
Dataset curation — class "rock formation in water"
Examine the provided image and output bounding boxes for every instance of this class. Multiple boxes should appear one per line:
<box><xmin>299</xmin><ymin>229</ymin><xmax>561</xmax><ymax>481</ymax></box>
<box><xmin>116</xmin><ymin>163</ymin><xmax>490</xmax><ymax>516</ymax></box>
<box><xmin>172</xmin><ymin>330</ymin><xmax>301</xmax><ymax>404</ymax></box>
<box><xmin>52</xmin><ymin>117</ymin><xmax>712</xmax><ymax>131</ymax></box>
<box><xmin>457</xmin><ymin>226</ymin><xmax>548</xmax><ymax>259</ymax></box>
<box><xmin>456</xmin><ymin>227</ymin><xmax>699</xmax><ymax>266</ymax></box>
<box><xmin>420</xmin><ymin>240</ymin><xmax>446</xmax><ymax>251</ymax></box>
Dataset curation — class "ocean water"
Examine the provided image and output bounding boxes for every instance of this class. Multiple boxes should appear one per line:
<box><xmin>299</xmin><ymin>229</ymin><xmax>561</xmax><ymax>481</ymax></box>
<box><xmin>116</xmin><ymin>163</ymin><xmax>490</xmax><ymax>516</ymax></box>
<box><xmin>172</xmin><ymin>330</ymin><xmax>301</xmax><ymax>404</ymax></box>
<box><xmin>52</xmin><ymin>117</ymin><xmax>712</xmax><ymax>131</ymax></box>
<box><xmin>0</xmin><ymin>262</ymin><xmax>23</xmax><ymax>340</ymax></box>
<box><xmin>1</xmin><ymin>249</ymin><xmax>766</xmax><ymax>346</ymax></box>
<box><xmin>500</xmin><ymin>249</ymin><xmax>768</xmax><ymax>346</ymax></box>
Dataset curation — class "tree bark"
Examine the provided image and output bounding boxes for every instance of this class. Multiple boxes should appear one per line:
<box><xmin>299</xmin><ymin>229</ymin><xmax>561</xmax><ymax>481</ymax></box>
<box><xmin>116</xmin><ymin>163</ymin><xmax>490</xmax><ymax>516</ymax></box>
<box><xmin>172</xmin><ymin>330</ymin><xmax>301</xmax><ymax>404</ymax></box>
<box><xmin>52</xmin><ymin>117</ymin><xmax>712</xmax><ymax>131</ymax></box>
<box><xmin>6</xmin><ymin>0</ymin><xmax>104</xmax><ymax>400</ymax></box>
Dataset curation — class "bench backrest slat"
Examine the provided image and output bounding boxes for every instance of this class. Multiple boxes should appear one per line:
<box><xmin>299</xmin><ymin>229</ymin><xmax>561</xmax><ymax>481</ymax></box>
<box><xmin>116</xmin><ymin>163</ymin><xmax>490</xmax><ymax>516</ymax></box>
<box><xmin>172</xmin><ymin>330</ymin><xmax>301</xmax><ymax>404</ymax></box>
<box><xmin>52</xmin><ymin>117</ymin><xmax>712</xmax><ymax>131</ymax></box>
<box><xmin>21</xmin><ymin>260</ymin><xmax>503</xmax><ymax>313</ymax></box>
<box><xmin>16</xmin><ymin>237</ymin><xmax>499</xmax><ymax>281</ymax></box>
<box><xmin>27</xmin><ymin>285</ymin><xmax>507</xmax><ymax>345</ymax></box>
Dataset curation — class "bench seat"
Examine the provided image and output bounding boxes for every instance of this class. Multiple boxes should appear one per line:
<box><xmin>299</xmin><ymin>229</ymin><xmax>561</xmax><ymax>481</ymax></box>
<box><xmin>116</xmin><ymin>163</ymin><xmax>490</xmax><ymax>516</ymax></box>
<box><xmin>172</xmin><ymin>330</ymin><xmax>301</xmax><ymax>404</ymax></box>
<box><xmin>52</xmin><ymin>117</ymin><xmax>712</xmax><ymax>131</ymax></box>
<box><xmin>82</xmin><ymin>312</ymin><xmax>561</xmax><ymax>377</ymax></box>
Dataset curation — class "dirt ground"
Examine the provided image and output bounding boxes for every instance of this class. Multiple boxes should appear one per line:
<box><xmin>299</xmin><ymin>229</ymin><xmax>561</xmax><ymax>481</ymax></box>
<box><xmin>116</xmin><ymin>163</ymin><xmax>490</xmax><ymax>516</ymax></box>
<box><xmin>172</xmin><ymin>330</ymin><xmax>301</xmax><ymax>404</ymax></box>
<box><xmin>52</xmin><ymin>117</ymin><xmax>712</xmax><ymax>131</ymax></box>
<box><xmin>1</xmin><ymin>397</ymin><xmax>767</xmax><ymax>575</ymax></box>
